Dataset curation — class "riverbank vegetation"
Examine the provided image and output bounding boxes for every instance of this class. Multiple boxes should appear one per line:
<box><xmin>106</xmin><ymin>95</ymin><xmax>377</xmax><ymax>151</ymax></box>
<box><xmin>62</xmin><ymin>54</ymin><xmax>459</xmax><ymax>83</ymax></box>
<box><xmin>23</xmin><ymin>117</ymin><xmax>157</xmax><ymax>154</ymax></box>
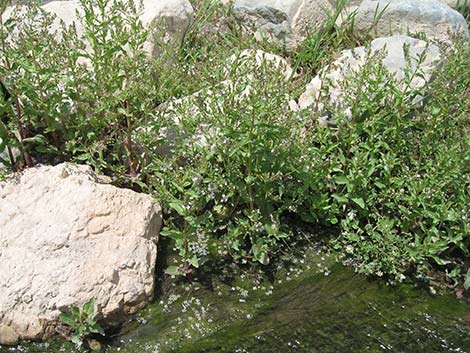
<box><xmin>1</xmin><ymin>0</ymin><xmax>469</xmax><ymax>294</ymax></box>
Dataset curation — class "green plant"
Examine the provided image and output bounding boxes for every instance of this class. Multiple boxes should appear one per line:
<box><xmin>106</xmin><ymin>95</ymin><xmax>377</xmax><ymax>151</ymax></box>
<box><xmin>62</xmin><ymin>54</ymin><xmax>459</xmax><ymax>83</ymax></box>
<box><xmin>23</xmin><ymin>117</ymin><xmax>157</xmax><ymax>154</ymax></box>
<box><xmin>0</xmin><ymin>1</ymin><xmax>65</xmax><ymax>168</ymax></box>
<box><xmin>59</xmin><ymin>298</ymin><xmax>104</xmax><ymax>347</ymax></box>
<box><xmin>1</xmin><ymin>0</ymin><xmax>469</xmax><ymax>291</ymax></box>
<box><xmin>320</xmin><ymin>39</ymin><xmax>470</xmax><ymax>284</ymax></box>
<box><xmin>150</xmin><ymin>55</ymin><xmax>321</xmax><ymax>275</ymax></box>
<box><xmin>291</xmin><ymin>0</ymin><xmax>377</xmax><ymax>84</ymax></box>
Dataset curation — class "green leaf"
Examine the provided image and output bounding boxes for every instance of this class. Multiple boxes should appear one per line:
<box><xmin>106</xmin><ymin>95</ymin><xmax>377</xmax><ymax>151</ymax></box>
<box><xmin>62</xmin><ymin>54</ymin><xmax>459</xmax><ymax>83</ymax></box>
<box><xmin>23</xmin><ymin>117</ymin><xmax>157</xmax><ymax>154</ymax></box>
<box><xmin>332</xmin><ymin>193</ymin><xmax>348</xmax><ymax>204</ymax></box>
<box><xmin>59</xmin><ymin>313</ymin><xmax>78</xmax><ymax>329</ymax></box>
<box><xmin>22</xmin><ymin>134</ymin><xmax>49</xmax><ymax>146</ymax></box>
<box><xmin>86</xmin><ymin>315</ymin><xmax>97</xmax><ymax>325</ymax></box>
<box><xmin>71</xmin><ymin>333</ymin><xmax>82</xmax><ymax>346</ymax></box>
<box><xmin>431</xmin><ymin>104</ymin><xmax>441</xmax><ymax>116</ymax></box>
<box><xmin>328</xmin><ymin>216</ymin><xmax>338</xmax><ymax>225</ymax></box>
<box><xmin>89</xmin><ymin>323</ymin><xmax>105</xmax><ymax>336</ymax></box>
<box><xmin>375</xmin><ymin>181</ymin><xmax>386</xmax><ymax>189</ymax></box>
<box><xmin>335</xmin><ymin>176</ymin><xmax>349</xmax><ymax>185</ymax></box>
<box><xmin>0</xmin><ymin>120</ymin><xmax>9</xmax><ymax>139</ymax></box>
<box><xmin>351</xmin><ymin>197</ymin><xmax>365</xmax><ymax>209</ymax></box>
<box><xmin>464</xmin><ymin>270</ymin><xmax>470</xmax><ymax>290</ymax></box>
<box><xmin>71</xmin><ymin>306</ymin><xmax>80</xmax><ymax>318</ymax></box>
<box><xmin>244</xmin><ymin>175</ymin><xmax>255</xmax><ymax>185</ymax></box>
<box><xmin>258</xmin><ymin>251</ymin><xmax>270</xmax><ymax>265</ymax></box>
<box><xmin>82</xmin><ymin>298</ymin><xmax>95</xmax><ymax>318</ymax></box>
<box><xmin>160</xmin><ymin>229</ymin><xmax>185</xmax><ymax>241</ymax></box>
<box><xmin>117</xmin><ymin>107</ymin><xmax>130</xmax><ymax>116</ymax></box>
<box><xmin>165</xmin><ymin>265</ymin><xmax>182</xmax><ymax>276</ymax></box>
<box><xmin>188</xmin><ymin>255</ymin><xmax>200</xmax><ymax>268</ymax></box>
<box><xmin>168</xmin><ymin>201</ymin><xmax>187</xmax><ymax>216</ymax></box>
<box><xmin>430</xmin><ymin>255</ymin><xmax>450</xmax><ymax>266</ymax></box>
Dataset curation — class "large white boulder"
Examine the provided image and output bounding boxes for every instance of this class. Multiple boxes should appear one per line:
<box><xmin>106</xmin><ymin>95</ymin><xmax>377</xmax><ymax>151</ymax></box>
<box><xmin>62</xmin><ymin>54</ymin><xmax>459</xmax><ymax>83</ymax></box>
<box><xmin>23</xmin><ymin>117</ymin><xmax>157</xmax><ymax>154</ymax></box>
<box><xmin>233</xmin><ymin>0</ymin><xmax>334</xmax><ymax>48</ymax></box>
<box><xmin>0</xmin><ymin>163</ymin><xmax>162</xmax><ymax>345</ymax></box>
<box><xmin>353</xmin><ymin>0</ymin><xmax>468</xmax><ymax>43</ymax></box>
<box><xmin>299</xmin><ymin>35</ymin><xmax>442</xmax><ymax>121</ymax></box>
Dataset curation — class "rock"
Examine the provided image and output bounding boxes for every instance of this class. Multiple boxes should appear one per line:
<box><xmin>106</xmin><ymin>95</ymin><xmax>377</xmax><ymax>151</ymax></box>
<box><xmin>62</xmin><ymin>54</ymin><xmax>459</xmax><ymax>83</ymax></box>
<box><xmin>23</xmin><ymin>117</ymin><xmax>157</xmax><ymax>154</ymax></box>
<box><xmin>0</xmin><ymin>149</ymin><xmax>9</xmax><ymax>169</ymax></box>
<box><xmin>0</xmin><ymin>148</ymin><xmax>21</xmax><ymax>170</ymax></box>
<box><xmin>226</xmin><ymin>49</ymin><xmax>296</xmax><ymax>80</ymax></box>
<box><xmin>0</xmin><ymin>325</ymin><xmax>19</xmax><ymax>345</ymax></box>
<box><xmin>233</xmin><ymin>0</ymin><xmax>334</xmax><ymax>48</ymax></box>
<box><xmin>0</xmin><ymin>163</ymin><xmax>162</xmax><ymax>344</ymax></box>
<box><xmin>141</xmin><ymin>0</ymin><xmax>195</xmax><ymax>56</ymax></box>
<box><xmin>299</xmin><ymin>35</ymin><xmax>441</xmax><ymax>120</ymax></box>
<box><xmin>2</xmin><ymin>0</ymin><xmax>194</xmax><ymax>57</ymax></box>
<box><xmin>353</xmin><ymin>0</ymin><xmax>468</xmax><ymax>43</ymax></box>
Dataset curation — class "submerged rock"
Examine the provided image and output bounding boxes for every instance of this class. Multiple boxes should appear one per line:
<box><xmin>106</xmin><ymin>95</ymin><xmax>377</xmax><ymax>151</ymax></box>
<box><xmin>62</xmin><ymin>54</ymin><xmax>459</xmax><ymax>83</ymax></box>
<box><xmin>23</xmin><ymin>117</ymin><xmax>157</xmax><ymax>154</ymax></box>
<box><xmin>353</xmin><ymin>0</ymin><xmax>468</xmax><ymax>43</ymax></box>
<box><xmin>0</xmin><ymin>163</ymin><xmax>162</xmax><ymax>345</ymax></box>
<box><xmin>299</xmin><ymin>35</ymin><xmax>442</xmax><ymax>121</ymax></box>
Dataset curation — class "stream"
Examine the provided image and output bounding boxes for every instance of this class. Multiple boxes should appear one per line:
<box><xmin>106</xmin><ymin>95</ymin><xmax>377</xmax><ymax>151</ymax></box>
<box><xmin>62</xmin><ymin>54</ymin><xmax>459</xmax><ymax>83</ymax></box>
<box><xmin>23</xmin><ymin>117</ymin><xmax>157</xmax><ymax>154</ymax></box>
<box><xmin>1</xmin><ymin>240</ymin><xmax>470</xmax><ymax>353</ymax></box>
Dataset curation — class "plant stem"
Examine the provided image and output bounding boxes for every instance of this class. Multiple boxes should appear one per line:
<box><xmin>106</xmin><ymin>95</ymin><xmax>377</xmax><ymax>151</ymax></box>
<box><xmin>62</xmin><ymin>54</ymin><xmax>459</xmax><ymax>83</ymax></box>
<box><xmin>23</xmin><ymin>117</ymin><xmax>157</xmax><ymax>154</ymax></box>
<box><xmin>7</xmin><ymin>146</ymin><xmax>15</xmax><ymax>167</ymax></box>
<box><xmin>125</xmin><ymin>101</ymin><xmax>137</xmax><ymax>177</ymax></box>
<box><xmin>14</xmin><ymin>97</ymin><xmax>33</xmax><ymax>168</ymax></box>
<box><xmin>247</xmin><ymin>110</ymin><xmax>255</xmax><ymax>211</ymax></box>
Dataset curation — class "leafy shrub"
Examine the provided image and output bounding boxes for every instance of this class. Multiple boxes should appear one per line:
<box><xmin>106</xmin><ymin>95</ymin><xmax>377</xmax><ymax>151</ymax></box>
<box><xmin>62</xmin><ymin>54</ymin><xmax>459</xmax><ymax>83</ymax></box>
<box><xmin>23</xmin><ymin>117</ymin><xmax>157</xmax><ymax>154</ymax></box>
<box><xmin>59</xmin><ymin>298</ymin><xmax>104</xmax><ymax>348</ymax></box>
<box><xmin>149</xmin><ymin>58</ymin><xmax>324</xmax><ymax>274</ymax></box>
<box><xmin>323</xmin><ymin>40</ymin><xmax>470</xmax><ymax>283</ymax></box>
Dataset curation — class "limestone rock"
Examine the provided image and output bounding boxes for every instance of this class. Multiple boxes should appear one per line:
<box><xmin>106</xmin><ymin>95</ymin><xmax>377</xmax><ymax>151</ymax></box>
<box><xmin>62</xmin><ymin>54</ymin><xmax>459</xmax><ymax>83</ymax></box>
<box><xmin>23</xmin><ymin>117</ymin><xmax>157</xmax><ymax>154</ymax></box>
<box><xmin>233</xmin><ymin>0</ymin><xmax>334</xmax><ymax>48</ymax></box>
<box><xmin>354</xmin><ymin>0</ymin><xmax>468</xmax><ymax>43</ymax></box>
<box><xmin>0</xmin><ymin>163</ymin><xmax>162</xmax><ymax>345</ymax></box>
<box><xmin>299</xmin><ymin>35</ymin><xmax>442</xmax><ymax>120</ymax></box>
<box><xmin>142</xmin><ymin>0</ymin><xmax>195</xmax><ymax>55</ymax></box>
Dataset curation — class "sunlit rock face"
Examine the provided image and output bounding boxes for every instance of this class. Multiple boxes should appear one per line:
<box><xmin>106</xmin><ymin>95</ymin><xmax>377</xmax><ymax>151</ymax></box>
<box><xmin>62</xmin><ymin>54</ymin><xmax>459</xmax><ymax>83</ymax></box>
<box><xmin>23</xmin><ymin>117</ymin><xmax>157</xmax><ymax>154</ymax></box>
<box><xmin>0</xmin><ymin>163</ymin><xmax>161</xmax><ymax>345</ymax></box>
<box><xmin>353</xmin><ymin>0</ymin><xmax>468</xmax><ymax>43</ymax></box>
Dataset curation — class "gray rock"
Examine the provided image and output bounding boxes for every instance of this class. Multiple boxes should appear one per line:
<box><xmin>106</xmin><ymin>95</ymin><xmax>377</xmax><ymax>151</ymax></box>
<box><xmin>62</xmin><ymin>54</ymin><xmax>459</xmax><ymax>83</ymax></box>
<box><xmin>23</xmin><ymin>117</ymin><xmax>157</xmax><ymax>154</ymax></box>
<box><xmin>0</xmin><ymin>147</ymin><xmax>21</xmax><ymax>169</ymax></box>
<box><xmin>0</xmin><ymin>149</ymin><xmax>8</xmax><ymax>169</ymax></box>
<box><xmin>233</xmin><ymin>0</ymin><xmax>334</xmax><ymax>48</ymax></box>
<box><xmin>299</xmin><ymin>35</ymin><xmax>442</xmax><ymax>121</ymax></box>
<box><xmin>0</xmin><ymin>163</ymin><xmax>162</xmax><ymax>345</ymax></box>
<box><xmin>354</xmin><ymin>0</ymin><xmax>468</xmax><ymax>43</ymax></box>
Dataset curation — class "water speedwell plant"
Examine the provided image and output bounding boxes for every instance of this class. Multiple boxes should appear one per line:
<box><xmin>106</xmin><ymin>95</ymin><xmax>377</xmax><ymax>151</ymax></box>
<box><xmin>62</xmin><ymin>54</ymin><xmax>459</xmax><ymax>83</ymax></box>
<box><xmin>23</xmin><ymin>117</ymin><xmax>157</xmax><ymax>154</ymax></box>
<box><xmin>0</xmin><ymin>0</ymin><xmax>469</xmax><ymax>291</ymax></box>
<box><xmin>59</xmin><ymin>298</ymin><xmax>104</xmax><ymax>348</ymax></box>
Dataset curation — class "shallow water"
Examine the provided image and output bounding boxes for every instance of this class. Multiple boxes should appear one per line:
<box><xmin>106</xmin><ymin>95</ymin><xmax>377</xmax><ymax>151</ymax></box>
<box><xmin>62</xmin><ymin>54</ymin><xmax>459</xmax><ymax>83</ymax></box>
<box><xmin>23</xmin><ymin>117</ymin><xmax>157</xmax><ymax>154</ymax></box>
<box><xmin>2</xmin><ymin>245</ymin><xmax>470</xmax><ymax>353</ymax></box>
